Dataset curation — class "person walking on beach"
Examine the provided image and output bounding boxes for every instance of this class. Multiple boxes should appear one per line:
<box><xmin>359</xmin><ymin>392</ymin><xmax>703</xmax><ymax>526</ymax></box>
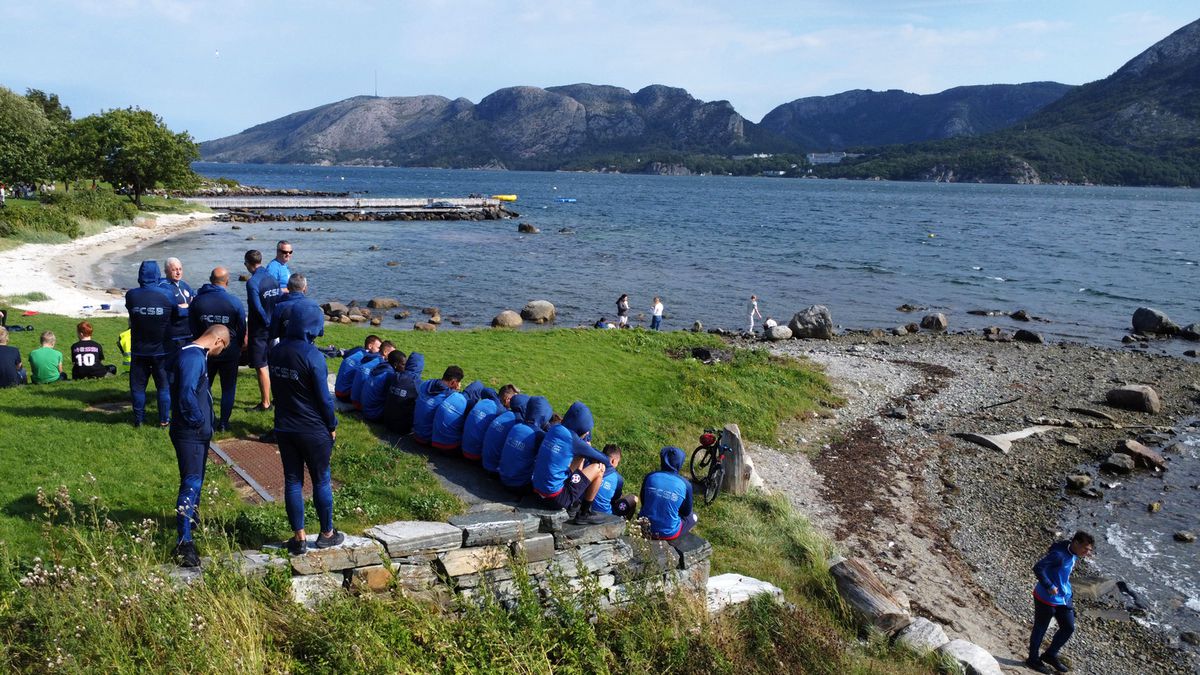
<box><xmin>269</xmin><ymin>302</ymin><xmax>342</xmax><ymax>555</ymax></box>
<box><xmin>266</xmin><ymin>240</ymin><xmax>294</xmax><ymax>292</ymax></box>
<box><xmin>616</xmin><ymin>294</ymin><xmax>630</xmax><ymax>328</ymax></box>
<box><xmin>168</xmin><ymin>324</ymin><xmax>230</xmax><ymax>567</ymax></box>
<box><xmin>747</xmin><ymin>294</ymin><xmax>763</xmax><ymax>334</ymax></box>
<box><xmin>650</xmin><ymin>296</ymin><xmax>664</xmax><ymax>331</ymax></box>
<box><xmin>1026</xmin><ymin>530</ymin><xmax>1095</xmax><ymax>673</ymax></box>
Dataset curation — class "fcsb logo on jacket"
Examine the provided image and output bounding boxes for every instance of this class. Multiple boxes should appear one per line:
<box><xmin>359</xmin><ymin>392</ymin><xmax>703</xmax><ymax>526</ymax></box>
<box><xmin>199</xmin><ymin>314</ymin><xmax>231</xmax><ymax>324</ymax></box>
<box><xmin>132</xmin><ymin>306</ymin><xmax>165</xmax><ymax>315</ymax></box>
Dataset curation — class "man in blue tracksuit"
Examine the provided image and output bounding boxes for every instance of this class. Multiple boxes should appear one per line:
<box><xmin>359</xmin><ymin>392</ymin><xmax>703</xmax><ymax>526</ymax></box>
<box><xmin>383</xmin><ymin>351</ymin><xmax>424</xmax><ymax>434</ymax></box>
<box><xmin>498</xmin><ymin>396</ymin><xmax>552</xmax><ymax>493</ymax></box>
<box><xmin>163</xmin><ymin>257</ymin><xmax>195</xmax><ymax>347</ymax></box>
<box><xmin>269</xmin><ymin>274</ymin><xmax>318</xmax><ymax>343</ymax></box>
<box><xmin>334</xmin><ymin>334</ymin><xmax>382</xmax><ymax>401</ymax></box>
<box><xmin>594</xmin><ymin>444</ymin><xmax>637</xmax><ymax>519</ymax></box>
<box><xmin>412</xmin><ymin>366</ymin><xmax>462</xmax><ymax>446</ymax></box>
<box><xmin>639</xmin><ymin>446</ymin><xmax>696</xmax><ymax>540</ymax></box>
<box><xmin>269</xmin><ymin>302</ymin><xmax>342</xmax><ymax>555</ymax></box>
<box><xmin>482</xmin><ymin>393</ymin><xmax>529</xmax><ymax>477</ymax></box>
<box><xmin>168</xmin><ymin>324</ymin><xmax>230</xmax><ymax>567</ymax></box>
<box><xmin>351</xmin><ymin>342</ymin><xmax>392</xmax><ymax>410</ymax></box>
<box><xmin>431</xmin><ymin>380</ymin><xmax>485</xmax><ymax>454</ymax></box>
<box><xmin>244</xmin><ymin>250</ymin><xmax>282</xmax><ymax>411</ymax></box>
<box><xmin>361</xmin><ymin>350</ymin><xmax>404</xmax><ymax>422</ymax></box>
<box><xmin>125</xmin><ymin>260</ymin><xmax>178</xmax><ymax>427</ymax></box>
<box><xmin>266</xmin><ymin>240</ymin><xmax>293</xmax><ymax>290</ymax></box>
<box><xmin>1026</xmin><ymin>531</ymin><xmax>1095</xmax><ymax>673</ymax></box>
<box><xmin>462</xmin><ymin>384</ymin><xmax>520</xmax><ymax>461</ymax></box>
<box><xmin>188</xmin><ymin>267</ymin><xmax>246</xmax><ymax>431</ymax></box>
<box><xmin>531</xmin><ymin>401</ymin><xmax>611</xmax><ymax>523</ymax></box>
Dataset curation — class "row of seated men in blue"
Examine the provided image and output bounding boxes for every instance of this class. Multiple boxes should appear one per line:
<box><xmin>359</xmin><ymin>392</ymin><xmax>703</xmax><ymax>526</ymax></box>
<box><xmin>333</xmin><ymin>336</ymin><xmax>697</xmax><ymax>538</ymax></box>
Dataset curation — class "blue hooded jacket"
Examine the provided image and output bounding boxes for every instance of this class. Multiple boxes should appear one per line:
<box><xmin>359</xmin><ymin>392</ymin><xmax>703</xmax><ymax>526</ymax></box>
<box><xmin>411</xmin><ymin>378</ymin><xmax>451</xmax><ymax>444</ymax></box>
<box><xmin>334</xmin><ymin>346</ymin><xmax>368</xmax><ymax>398</ymax></box>
<box><xmin>168</xmin><ymin>344</ymin><xmax>213</xmax><ymax>440</ymax></box>
<box><xmin>383</xmin><ymin>352</ymin><xmax>424</xmax><ymax>432</ymax></box>
<box><xmin>268</xmin><ymin>303</ymin><xmax>336</xmax><ymax>434</ymax></box>
<box><xmin>432</xmin><ymin>380</ymin><xmax>485</xmax><ymax>452</ymax></box>
<box><xmin>350</xmin><ymin>351</ymin><xmax>384</xmax><ymax>408</ymax></box>
<box><xmin>164</xmin><ymin>277</ymin><xmax>195</xmax><ymax>342</ymax></box>
<box><xmin>594</xmin><ymin>465</ymin><xmax>625</xmax><ymax>515</ymax></box>
<box><xmin>1033</xmin><ymin>541</ymin><xmax>1078</xmax><ymax>606</ymax></box>
<box><xmin>531</xmin><ymin>401</ymin><xmax>609</xmax><ymax>497</ymax></box>
<box><xmin>499</xmin><ymin>396</ymin><xmax>552</xmax><ymax>488</ymax></box>
<box><xmin>461</xmin><ymin>388</ymin><xmax>501</xmax><ymax>460</ymax></box>
<box><xmin>639</xmin><ymin>447</ymin><xmax>693</xmax><ymax>539</ymax></box>
<box><xmin>360</xmin><ymin>357</ymin><xmax>397</xmax><ymax>421</ymax></box>
<box><xmin>269</xmin><ymin>291</ymin><xmax>318</xmax><ymax>342</ymax></box>
<box><xmin>188</xmin><ymin>283</ymin><xmax>246</xmax><ymax>361</ymax></box>
<box><xmin>125</xmin><ymin>260</ymin><xmax>178</xmax><ymax>357</ymax></box>
<box><xmin>482</xmin><ymin>394</ymin><xmax>529</xmax><ymax>473</ymax></box>
<box><xmin>245</xmin><ymin>266</ymin><xmax>281</xmax><ymax>335</ymax></box>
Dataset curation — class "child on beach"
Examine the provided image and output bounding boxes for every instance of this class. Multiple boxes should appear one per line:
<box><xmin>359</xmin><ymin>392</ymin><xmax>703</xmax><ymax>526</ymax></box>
<box><xmin>1026</xmin><ymin>531</ymin><xmax>1095</xmax><ymax>673</ymax></box>
<box><xmin>29</xmin><ymin>331</ymin><xmax>67</xmax><ymax>384</ymax></box>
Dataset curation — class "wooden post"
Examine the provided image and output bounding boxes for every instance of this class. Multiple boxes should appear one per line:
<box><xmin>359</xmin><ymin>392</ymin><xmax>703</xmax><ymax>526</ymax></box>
<box><xmin>720</xmin><ymin>423</ymin><xmax>749</xmax><ymax>496</ymax></box>
<box><xmin>828</xmin><ymin>557</ymin><xmax>911</xmax><ymax>634</ymax></box>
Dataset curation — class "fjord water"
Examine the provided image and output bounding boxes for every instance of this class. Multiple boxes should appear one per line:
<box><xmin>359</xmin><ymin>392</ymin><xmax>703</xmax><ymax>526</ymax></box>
<box><xmin>119</xmin><ymin>163</ymin><xmax>1198</xmax><ymax>639</ymax></box>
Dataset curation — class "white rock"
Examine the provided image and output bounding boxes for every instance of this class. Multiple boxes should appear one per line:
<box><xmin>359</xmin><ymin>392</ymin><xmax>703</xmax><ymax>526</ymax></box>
<box><xmin>290</xmin><ymin>573</ymin><xmax>344</xmax><ymax>608</ymax></box>
<box><xmin>705</xmin><ymin>573</ymin><xmax>784</xmax><ymax>614</ymax></box>
<box><xmin>936</xmin><ymin>639</ymin><xmax>1002</xmax><ymax>675</ymax></box>
<box><xmin>895</xmin><ymin>617</ymin><xmax>949</xmax><ymax>653</ymax></box>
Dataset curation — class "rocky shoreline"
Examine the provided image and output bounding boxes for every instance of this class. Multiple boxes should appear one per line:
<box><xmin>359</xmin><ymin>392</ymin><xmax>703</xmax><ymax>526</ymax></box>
<box><xmin>743</xmin><ymin>331</ymin><xmax>1199</xmax><ymax>674</ymax></box>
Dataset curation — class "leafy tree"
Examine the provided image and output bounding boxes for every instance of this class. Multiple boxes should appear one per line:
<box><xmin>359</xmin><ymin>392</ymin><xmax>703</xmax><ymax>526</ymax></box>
<box><xmin>94</xmin><ymin>107</ymin><xmax>199</xmax><ymax>208</ymax></box>
<box><xmin>24</xmin><ymin>89</ymin><xmax>72</xmax><ymax>126</ymax></box>
<box><xmin>0</xmin><ymin>86</ymin><xmax>52</xmax><ymax>186</ymax></box>
<box><xmin>49</xmin><ymin>116</ymin><xmax>106</xmax><ymax>190</ymax></box>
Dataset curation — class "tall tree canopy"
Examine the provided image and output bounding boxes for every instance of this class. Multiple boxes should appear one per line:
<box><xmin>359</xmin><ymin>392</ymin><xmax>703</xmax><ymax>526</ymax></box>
<box><xmin>95</xmin><ymin>107</ymin><xmax>199</xmax><ymax>208</ymax></box>
<box><xmin>0</xmin><ymin>86</ymin><xmax>52</xmax><ymax>186</ymax></box>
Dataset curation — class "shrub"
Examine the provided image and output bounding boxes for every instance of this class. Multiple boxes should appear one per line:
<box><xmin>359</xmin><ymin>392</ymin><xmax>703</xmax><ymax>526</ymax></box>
<box><xmin>41</xmin><ymin>188</ymin><xmax>137</xmax><ymax>223</ymax></box>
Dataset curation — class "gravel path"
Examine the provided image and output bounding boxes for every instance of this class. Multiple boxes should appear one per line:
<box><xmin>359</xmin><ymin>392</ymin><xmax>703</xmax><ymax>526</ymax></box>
<box><xmin>739</xmin><ymin>331</ymin><xmax>1200</xmax><ymax>674</ymax></box>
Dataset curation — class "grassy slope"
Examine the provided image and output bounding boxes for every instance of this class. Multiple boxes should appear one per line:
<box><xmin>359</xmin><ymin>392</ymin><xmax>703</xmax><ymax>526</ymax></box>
<box><xmin>0</xmin><ymin>314</ymin><xmax>939</xmax><ymax>673</ymax></box>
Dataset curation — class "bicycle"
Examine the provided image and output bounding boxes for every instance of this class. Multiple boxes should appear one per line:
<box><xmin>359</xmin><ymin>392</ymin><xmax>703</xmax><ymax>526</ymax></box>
<box><xmin>690</xmin><ymin>428</ymin><xmax>729</xmax><ymax>504</ymax></box>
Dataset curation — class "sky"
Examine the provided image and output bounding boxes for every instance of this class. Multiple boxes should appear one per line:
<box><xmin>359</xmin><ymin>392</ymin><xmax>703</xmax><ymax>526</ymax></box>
<box><xmin>1</xmin><ymin>1</ymin><xmax>1195</xmax><ymax>142</ymax></box>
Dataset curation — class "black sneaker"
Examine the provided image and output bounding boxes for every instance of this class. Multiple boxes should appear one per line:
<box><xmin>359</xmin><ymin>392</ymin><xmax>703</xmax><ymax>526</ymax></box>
<box><xmin>1040</xmin><ymin>655</ymin><xmax>1069</xmax><ymax>673</ymax></box>
<box><xmin>173</xmin><ymin>541</ymin><xmax>201</xmax><ymax>568</ymax></box>
<box><xmin>579</xmin><ymin>511</ymin><xmax>609</xmax><ymax>525</ymax></box>
<box><xmin>252</xmin><ymin>403</ymin><xmax>272</xmax><ymax>412</ymax></box>
<box><xmin>1024</xmin><ymin>658</ymin><xmax>1051</xmax><ymax>674</ymax></box>
<box><xmin>286</xmin><ymin>537</ymin><xmax>308</xmax><ymax>556</ymax></box>
<box><xmin>566</xmin><ymin>502</ymin><xmax>582</xmax><ymax>519</ymax></box>
<box><xmin>315</xmin><ymin>530</ymin><xmax>344</xmax><ymax>549</ymax></box>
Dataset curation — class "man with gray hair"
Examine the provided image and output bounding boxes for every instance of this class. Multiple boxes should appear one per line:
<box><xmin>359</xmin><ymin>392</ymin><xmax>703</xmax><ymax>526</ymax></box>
<box><xmin>266</xmin><ymin>240</ymin><xmax>293</xmax><ymax>291</ymax></box>
<box><xmin>189</xmin><ymin>266</ymin><xmax>247</xmax><ymax>431</ymax></box>
<box><xmin>270</xmin><ymin>273</ymin><xmax>316</xmax><ymax>343</ymax></box>
<box><xmin>163</xmin><ymin>257</ymin><xmax>195</xmax><ymax>345</ymax></box>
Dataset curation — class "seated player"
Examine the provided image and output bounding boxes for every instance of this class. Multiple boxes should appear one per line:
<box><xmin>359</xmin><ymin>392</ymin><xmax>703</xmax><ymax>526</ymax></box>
<box><xmin>350</xmin><ymin>341</ymin><xmax>393</xmax><ymax>410</ymax></box>
<box><xmin>430</xmin><ymin>380</ymin><xmax>485</xmax><ymax>454</ymax></box>
<box><xmin>70</xmin><ymin>321</ymin><xmax>117</xmax><ymax>379</ymax></box>
<box><xmin>333</xmin><ymin>334</ymin><xmax>381</xmax><ymax>401</ymax></box>
<box><xmin>411</xmin><ymin>366</ymin><xmax>462</xmax><ymax>446</ymax></box>
<box><xmin>383</xmin><ymin>352</ymin><xmax>424</xmax><ymax>434</ymax></box>
<box><xmin>530</xmin><ymin>401</ymin><xmax>611</xmax><ymax>523</ymax></box>
<box><xmin>461</xmin><ymin>384</ymin><xmax>519</xmax><ymax>461</ymax></box>
<box><xmin>639</xmin><ymin>446</ymin><xmax>696</xmax><ymax>540</ymax></box>
<box><xmin>593</xmin><ymin>444</ymin><xmax>637</xmax><ymax>520</ymax></box>
<box><xmin>498</xmin><ymin>396</ymin><xmax>552</xmax><ymax>494</ymax></box>
<box><xmin>361</xmin><ymin>350</ymin><xmax>404</xmax><ymax>422</ymax></box>
<box><xmin>29</xmin><ymin>331</ymin><xmax>67</xmax><ymax>384</ymax></box>
<box><xmin>481</xmin><ymin>393</ymin><xmax>529</xmax><ymax>477</ymax></box>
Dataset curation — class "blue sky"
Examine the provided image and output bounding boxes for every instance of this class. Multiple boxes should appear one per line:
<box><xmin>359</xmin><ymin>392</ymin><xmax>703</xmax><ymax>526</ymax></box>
<box><xmin>1</xmin><ymin>1</ymin><xmax>1194</xmax><ymax>141</ymax></box>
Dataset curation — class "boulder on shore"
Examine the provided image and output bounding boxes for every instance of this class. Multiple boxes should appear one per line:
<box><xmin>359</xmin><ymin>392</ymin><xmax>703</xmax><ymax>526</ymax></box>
<box><xmin>1115</xmin><ymin>439</ymin><xmax>1167</xmax><ymax>471</ymax></box>
<box><xmin>517</xmin><ymin>223</ymin><xmax>540</xmax><ymax>234</ymax></box>
<box><xmin>765</xmin><ymin>325</ymin><xmax>793</xmax><ymax>341</ymax></box>
<box><xmin>920</xmin><ymin>313</ymin><xmax>948</xmax><ymax>332</ymax></box>
<box><xmin>936</xmin><ymin>639</ymin><xmax>1002</xmax><ymax>675</ymax></box>
<box><xmin>1014</xmin><ymin>329</ymin><xmax>1044</xmax><ymax>344</ymax></box>
<box><xmin>788</xmin><ymin>305</ymin><xmax>834</xmax><ymax>339</ymax></box>
<box><xmin>1105</xmin><ymin>384</ymin><xmax>1162</xmax><ymax>414</ymax></box>
<box><xmin>491</xmin><ymin>310</ymin><xmax>523</xmax><ymax>328</ymax></box>
<box><xmin>1102</xmin><ymin>453</ymin><xmax>1136</xmax><ymax>473</ymax></box>
<box><xmin>414</xmin><ymin>322</ymin><xmax>436</xmax><ymax>332</ymax></box>
<box><xmin>367</xmin><ymin>297</ymin><xmax>400</xmax><ymax>310</ymax></box>
<box><xmin>322</xmin><ymin>301</ymin><xmax>349</xmax><ymax>318</ymax></box>
<box><xmin>895</xmin><ymin>617</ymin><xmax>950</xmax><ymax>654</ymax></box>
<box><xmin>521</xmin><ymin>300</ymin><xmax>556</xmax><ymax>324</ymax></box>
<box><xmin>1131</xmin><ymin>307</ymin><xmax>1179</xmax><ymax>335</ymax></box>
<box><xmin>1180</xmin><ymin>323</ymin><xmax>1200</xmax><ymax>341</ymax></box>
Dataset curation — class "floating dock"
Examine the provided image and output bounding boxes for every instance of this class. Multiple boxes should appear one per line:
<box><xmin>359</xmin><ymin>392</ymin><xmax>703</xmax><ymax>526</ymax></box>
<box><xmin>182</xmin><ymin>196</ymin><xmax>516</xmax><ymax>222</ymax></box>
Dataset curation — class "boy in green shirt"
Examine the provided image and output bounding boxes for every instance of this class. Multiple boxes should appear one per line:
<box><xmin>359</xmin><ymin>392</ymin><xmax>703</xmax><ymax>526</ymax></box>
<box><xmin>29</xmin><ymin>331</ymin><xmax>67</xmax><ymax>384</ymax></box>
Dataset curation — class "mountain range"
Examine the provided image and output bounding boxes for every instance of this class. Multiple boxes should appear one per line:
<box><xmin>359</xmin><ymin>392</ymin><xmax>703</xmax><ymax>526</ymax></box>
<box><xmin>201</xmin><ymin>17</ymin><xmax>1200</xmax><ymax>186</ymax></box>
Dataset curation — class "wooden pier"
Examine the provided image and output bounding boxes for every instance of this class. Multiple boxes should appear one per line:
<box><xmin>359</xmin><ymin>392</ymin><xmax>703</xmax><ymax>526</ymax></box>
<box><xmin>183</xmin><ymin>196</ymin><xmax>500</xmax><ymax>210</ymax></box>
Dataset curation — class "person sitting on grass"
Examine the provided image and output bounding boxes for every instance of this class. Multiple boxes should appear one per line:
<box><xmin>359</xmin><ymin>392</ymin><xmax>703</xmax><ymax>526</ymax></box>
<box><xmin>530</xmin><ymin>401</ymin><xmax>612</xmax><ymax>524</ymax></box>
<box><xmin>462</xmin><ymin>384</ymin><xmax>519</xmax><ymax>461</ymax></box>
<box><xmin>594</xmin><ymin>444</ymin><xmax>637</xmax><ymax>520</ymax></box>
<box><xmin>411</xmin><ymin>366</ymin><xmax>462</xmax><ymax>446</ymax></box>
<box><xmin>351</xmin><ymin>341</ymin><xmax>393</xmax><ymax>410</ymax></box>
<box><xmin>29</xmin><ymin>331</ymin><xmax>67</xmax><ymax>384</ymax></box>
<box><xmin>481</xmin><ymin>393</ymin><xmax>530</xmax><ymax>478</ymax></box>
<box><xmin>639</xmin><ymin>446</ymin><xmax>696</xmax><ymax>540</ymax></box>
<box><xmin>498</xmin><ymin>395</ymin><xmax>552</xmax><ymax>494</ymax></box>
<box><xmin>0</xmin><ymin>326</ymin><xmax>26</xmax><ymax>388</ymax></box>
<box><xmin>361</xmin><ymin>349</ymin><xmax>405</xmax><ymax>422</ymax></box>
<box><xmin>1026</xmin><ymin>530</ymin><xmax>1095</xmax><ymax>674</ymax></box>
<box><xmin>333</xmin><ymin>334</ymin><xmax>381</xmax><ymax>401</ymax></box>
<box><xmin>431</xmin><ymin>380</ymin><xmax>486</xmax><ymax>455</ymax></box>
<box><xmin>383</xmin><ymin>352</ymin><xmax>424</xmax><ymax>434</ymax></box>
<box><xmin>70</xmin><ymin>321</ymin><xmax>117</xmax><ymax>380</ymax></box>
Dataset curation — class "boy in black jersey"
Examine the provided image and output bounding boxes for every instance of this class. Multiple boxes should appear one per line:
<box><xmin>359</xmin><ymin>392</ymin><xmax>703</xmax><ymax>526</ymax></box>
<box><xmin>70</xmin><ymin>321</ymin><xmax>117</xmax><ymax>379</ymax></box>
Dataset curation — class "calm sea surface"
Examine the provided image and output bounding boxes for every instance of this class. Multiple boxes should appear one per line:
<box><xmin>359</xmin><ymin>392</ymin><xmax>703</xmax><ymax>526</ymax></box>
<box><xmin>114</xmin><ymin>163</ymin><xmax>1199</xmax><ymax>639</ymax></box>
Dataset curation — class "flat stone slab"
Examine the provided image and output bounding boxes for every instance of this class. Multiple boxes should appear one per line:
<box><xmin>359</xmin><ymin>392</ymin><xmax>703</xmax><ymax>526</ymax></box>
<box><xmin>437</xmin><ymin>545</ymin><xmax>510</xmax><ymax>577</ymax></box>
<box><xmin>348</xmin><ymin>564</ymin><xmax>395</xmax><ymax>593</ymax></box>
<box><xmin>448</xmin><ymin>511</ymin><xmax>541</xmax><ymax>546</ymax></box>
<box><xmin>706</xmin><ymin>573</ymin><xmax>785</xmax><ymax>614</ymax></box>
<box><xmin>158</xmin><ymin>564</ymin><xmax>203</xmax><ymax>587</ymax></box>
<box><xmin>1072</xmin><ymin>575</ymin><xmax>1117</xmax><ymax>601</ymax></box>
<box><xmin>895</xmin><ymin>617</ymin><xmax>950</xmax><ymax>653</ymax></box>
<box><xmin>229</xmin><ymin>550</ymin><xmax>289</xmax><ymax>578</ymax></box>
<box><xmin>512</xmin><ymin>532</ymin><xmax>555</xmax><ymax>563</ymax></box>
<box><xmin>365</xmin><ymin>520</ymin><xmax>464</xmax><ymax>557</ymax></box>
<box><xmin>276</xmin><ymin>534</ymin><xmax>384</xmax><ymax>575</ymax></box>
<box><xmin>291</xmin><ymin>572</ymin><xmax>345</xmax><ymax>608</ymax></box>
<box><xmin>558</xmin><ymin>517</ymin><xmax>626</xmax><ymax>547</ymax></box>
<box><xmin>515</xmin><ymin>501</ymin><xmax>569</xmax><ymax>533</ymax></box>
<box><xmin>617</xmin><ymin>537</ymin><xmax>678</xmax><ymax>580</ymax></box>
<box><xmin>669</xmin><ymin>533</ymin><xmax>713</xmax><ymax>569</ymax></box>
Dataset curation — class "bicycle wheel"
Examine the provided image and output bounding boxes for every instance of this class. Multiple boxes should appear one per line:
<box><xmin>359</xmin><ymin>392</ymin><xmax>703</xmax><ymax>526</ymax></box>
<box><xmin>703</xmin><ymin>464</ymin><xmax>725</xmax><ymax>504</ymax></box>
<box><xmin>690</xmin><ymin>446</ymin><xmax>713</xmax><ymax>481</ymax></box>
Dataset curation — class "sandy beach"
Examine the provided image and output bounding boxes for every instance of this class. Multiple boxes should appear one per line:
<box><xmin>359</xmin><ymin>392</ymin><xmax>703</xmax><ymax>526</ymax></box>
<box><xmin>0</xmin><ymin>211</ymin><xmax>216</xmax><ymax>318</ymax></box>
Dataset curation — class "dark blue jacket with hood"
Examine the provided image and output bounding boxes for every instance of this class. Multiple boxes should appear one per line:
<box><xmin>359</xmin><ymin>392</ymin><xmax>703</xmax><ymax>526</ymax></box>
<box><xmin>639</xmin><ymin>446</ymin><xmax>693</xmax><ymax>538</ymax></box>
<box><xmin>384</xmin><ymin>352</ymin><xmax>425</xmax><ymax>432</ymax></box>
<box><xmin>350</xmin><ymin>351</ymin><xmax>384</xmax><ymax>408</ymax></box>
<box><xmin>164</xmin><ymin>278</ymin><xmax>195</xmax><ymax>343</ymax></box>
<box><xmin>531</xmin><ymin>401</ymin><xmax>609</xmax><ymax>497</ymax></box>
<box><xmin>594</xmin><ymin>465</ymin><xmax>625</xmax><ymax>515</ymax></box>
<box><xmin>411</xmin><ymin>377</ymin><xmax>452</xmax><ymax>443</ymax></box>
<box><xmin>334</xmin><ymin>347</ymin><xmax>368</xmax><ymax>397</ymax></box>
<box><xmin>482</xmin><ymin>394</ymin><xmax>529</xmax><ymax>473</ymax></box>
<box><xmin>360</xmin><ymin>357</ymin><xmax>399</xmax><ymax>421</ymax></box>
<box><xmin>1033</xmin><ymin>540</ymin><xmax>1078</xmax><ymax>606</ymax></box>
<box><xmin>267</xmin><ymin>303</ymin><xmax>336</xmax><ymax>434</ymax></box>
<box><xmin>125</xmin><ymin>260</ymin><xmax>178</xmax><ymax>357</ymax></box>
<box><xmin>500</xmin><ymin>396</ymin><xmax>552</xmax><ymax>488</ymax></box>
<box><xmin>188</xmin><ymin>283</ymin><xmax>246</xmax><ymax>361</ymax></box>
<box><xmin>461</xmin><ymin>388</ymin><xmax>501</xmax><ymax>460</ymax></box>
<box><xmin>269</xmin><ymin>291</ymin><xmax>318</xmax><ymax>342</ymax></box>
<box><xmin>245</xmin><ymin>266</ymin><xmax>281</xmax><ymax>335</ymax></box>
<box><xmin>432</xmin><ymin>380</ymin><xmax>485</xmax><ymax>451</ymax></box>
<box><xmin>168</xmin><ymin>343</ymin><xmax>213</xmax><ymax>440</ymax></box>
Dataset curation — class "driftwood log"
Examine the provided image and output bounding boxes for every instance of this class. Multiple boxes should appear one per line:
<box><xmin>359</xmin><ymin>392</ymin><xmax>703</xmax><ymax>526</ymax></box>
<box><xmin>719</xmin><ymin>423</ymin><xmax>749</xmax><ymax>496</ymax></box>
<box><xmin>829</xmin><ymin>557</ymin><xmax>911</xmax><ymax>633</ymax></box>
